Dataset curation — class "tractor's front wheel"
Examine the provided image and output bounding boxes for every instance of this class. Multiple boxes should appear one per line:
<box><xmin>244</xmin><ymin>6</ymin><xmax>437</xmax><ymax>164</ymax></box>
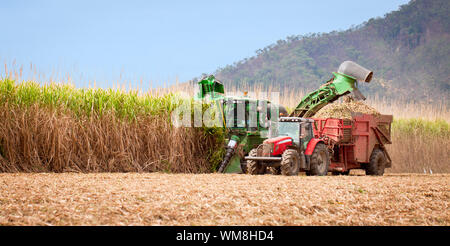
<box><xmin>307</xmin><ymin>143</ymin><xmax>330</xmax><ymax>176</ymax></box>
<box><xmin>365</xmin><ymin>148</ymin><xmax>386</xmax><ymax>176</ymax></box>
<box><xmin>247</xmin><ymin>149</ymin><xmax>266</xmax><ymax>175</ymax></box>
<box><xmin>280</xmin><ymin>149</ymin><xmax>300</xmax><ymax>176</ymax></box>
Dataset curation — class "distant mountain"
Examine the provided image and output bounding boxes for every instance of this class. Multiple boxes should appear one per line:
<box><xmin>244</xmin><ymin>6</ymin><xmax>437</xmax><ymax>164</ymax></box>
<box><xmin>210</xmin><ymin>0</ymin><xmax>449</xmax><ymax>103</ymax></box>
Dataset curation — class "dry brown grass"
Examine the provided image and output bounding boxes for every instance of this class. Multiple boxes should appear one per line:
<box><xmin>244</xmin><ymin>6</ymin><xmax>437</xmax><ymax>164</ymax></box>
<box><xmin>386</xmin><ymin>130</ymin><xmax>450</xmax><ymax>173</ymax></box>
<box><xmin>0</xmin><ymin>104</ymin><xmax>218</xmax><ymax>173</ymax></box>
<box><xmin>0</xmin><ymin>173</ymin><xmax>448</xmax><ymax>226</ymax></box>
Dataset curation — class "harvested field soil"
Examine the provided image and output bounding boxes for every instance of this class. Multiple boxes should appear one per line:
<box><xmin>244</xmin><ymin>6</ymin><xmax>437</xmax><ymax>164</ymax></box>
<box><xmin>0</xmin><ymin>173</ymin><xmax>448</xmax><ymax>225</ymax></box>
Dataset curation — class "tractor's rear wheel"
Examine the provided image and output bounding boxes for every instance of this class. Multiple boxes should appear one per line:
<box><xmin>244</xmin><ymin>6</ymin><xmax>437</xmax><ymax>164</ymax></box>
<box><xmin>307</xmin><ymin>143</ymin><xmax>330</xmax><ymax>176</ymax></box>
<box><xmin>280</xmin><ymin>149</ymin><xmax>300</xmax><ymax>176</ymax></box>
<box><xmin>247</xmin><ymin>149</ymin><xmax>266</xmax><ymax>175</ymax></box>
<box><xmin>366</xmin><ymin>148</ymin><xmax>386</xmax><ymax>176</ymax></box>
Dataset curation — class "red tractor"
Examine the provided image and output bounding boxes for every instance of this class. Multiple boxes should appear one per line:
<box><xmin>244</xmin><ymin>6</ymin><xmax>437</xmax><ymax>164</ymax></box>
<box><xmin>245</xmin><ymin>117</ymin><xmax>330</xmax><ymax>176</ymax></box>
<box><xmin>245</xmin><ymin>114</ymin><xmax>392</xmax><ymax>176</ymax></box>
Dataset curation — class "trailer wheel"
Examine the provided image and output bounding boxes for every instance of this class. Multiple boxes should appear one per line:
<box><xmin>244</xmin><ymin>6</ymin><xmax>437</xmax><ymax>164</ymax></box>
<box><xmin>366</xmin><ymin>148</ymin><xmax>386</xmax><ymax>176</ymax></box>
<box><xmin>280</xmin><ymin>149</ymin><xmax>300</xmax><ymax>176</ymax></box>
<box><xmin>307</xmin><ymin>143</ymin><xmax>330</xmax><ymax>176</ymax></box>
<box><xmin>247</xmin><ymin>149</ymin><xmax>266</xmax><ymax>175</ymax></box>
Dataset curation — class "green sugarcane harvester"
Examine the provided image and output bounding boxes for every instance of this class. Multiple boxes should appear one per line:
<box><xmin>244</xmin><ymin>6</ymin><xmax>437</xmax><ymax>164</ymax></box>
<box><xmin>196</xmin><ymin>61</ymin><xmax>373</xmax><ymax>173</ymax></box>
<box><xmin>195</xmin><ymin>75</ymin><xmax>288</xmax><ymax>173</ymax></box>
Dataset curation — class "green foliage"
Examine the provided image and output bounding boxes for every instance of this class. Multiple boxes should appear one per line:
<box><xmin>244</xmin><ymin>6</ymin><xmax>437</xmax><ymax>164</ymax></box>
<box><xmin>0</xmin><ymin>79</ymin><xmax>181</xmax><ymax>120</ymax></box>
<box><xmin>392</xmin><ymin>118</ymin><xmax>449</xmax><ymax>137</ymax></box>
<box><xmin>214</xmin><ymin>0</ymin><xmax>450</xmax><ymax>103</ymax></box>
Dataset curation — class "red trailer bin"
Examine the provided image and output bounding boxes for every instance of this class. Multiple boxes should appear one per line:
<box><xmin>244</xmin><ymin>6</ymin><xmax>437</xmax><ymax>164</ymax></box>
<box><xmin>311</xmin><ymin>113</ymin><xmax>393</xmax><ymax>174</ymax></box>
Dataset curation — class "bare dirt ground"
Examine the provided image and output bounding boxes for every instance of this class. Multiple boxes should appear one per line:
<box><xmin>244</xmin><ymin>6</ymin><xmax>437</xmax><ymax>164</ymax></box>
<box><xmin>0</xmin><ymin>172</ymin><xmax>448</xmax><ymax>226</ymax></box>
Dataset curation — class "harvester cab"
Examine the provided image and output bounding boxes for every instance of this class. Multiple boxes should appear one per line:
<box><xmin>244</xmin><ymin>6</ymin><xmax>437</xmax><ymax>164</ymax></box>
<box><xmin>195</xmin><ymin>75</ymin><xmax>225</xmax><ymax>101</ymax></box>
<box><xmin>245</xmin><ymin>117</ymin><xmax>330</xmax><ymax>176</ymax></box>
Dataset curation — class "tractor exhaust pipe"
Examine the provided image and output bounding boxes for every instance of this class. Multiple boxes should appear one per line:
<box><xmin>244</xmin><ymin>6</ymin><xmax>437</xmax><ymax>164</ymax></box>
<box><xmin>338</xmin><ymin>61</ymin><xmax>373</xmax><ymax>83</ymax></box>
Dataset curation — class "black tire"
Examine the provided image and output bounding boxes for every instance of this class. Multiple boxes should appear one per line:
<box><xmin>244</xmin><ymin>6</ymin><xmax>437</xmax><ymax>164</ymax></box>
<box><xmin>240</xmin><ymin>161</ymin><xmax>247</xmax><ymax>174</ymax></box>
<box><xmin>308</xmin><ymin>143</ymin><xmax>330</xmax><ymax>176</ymax></box>
<box><xmin>280</xmin><ymin>149</ymin><xmax>300</xmax><ymax>176</ymax></box>
<box><xmin>332</xmin><ymin>170</ymin><xmax>350</xmax><ymax>176</ymax></box>
<box><xmin>268</xmin><ymin>167</ymin><xmax>281</xmax><ymax>175</ymax></box>
<box><xmin>365</xmin><ymin>148</ymin><xmax>386</xmax><ymax>176</ymax></box>
<box><xmin>247</xmin><ymin>149</ymin><xmax>266</xmax><ymax>175</ymax></box>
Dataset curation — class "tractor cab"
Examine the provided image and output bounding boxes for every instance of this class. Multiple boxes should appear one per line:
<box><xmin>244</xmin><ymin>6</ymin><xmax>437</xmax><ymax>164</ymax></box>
<box><xmin>245</xmin><ymin>117</ymin><xmax>330</xmax><ymax>176</ymax></box>
<box><xmin>270</xmin><ymin>117</ymin><xmax>314</xmax><ymax>151</ymax></box>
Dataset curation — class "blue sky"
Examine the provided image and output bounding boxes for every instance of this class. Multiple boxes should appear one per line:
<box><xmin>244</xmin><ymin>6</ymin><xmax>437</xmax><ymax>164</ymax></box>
<box><xmin>0</xmin><ymin>0</ymin><xmax>409</xmax><ymax>89</ymax></box>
